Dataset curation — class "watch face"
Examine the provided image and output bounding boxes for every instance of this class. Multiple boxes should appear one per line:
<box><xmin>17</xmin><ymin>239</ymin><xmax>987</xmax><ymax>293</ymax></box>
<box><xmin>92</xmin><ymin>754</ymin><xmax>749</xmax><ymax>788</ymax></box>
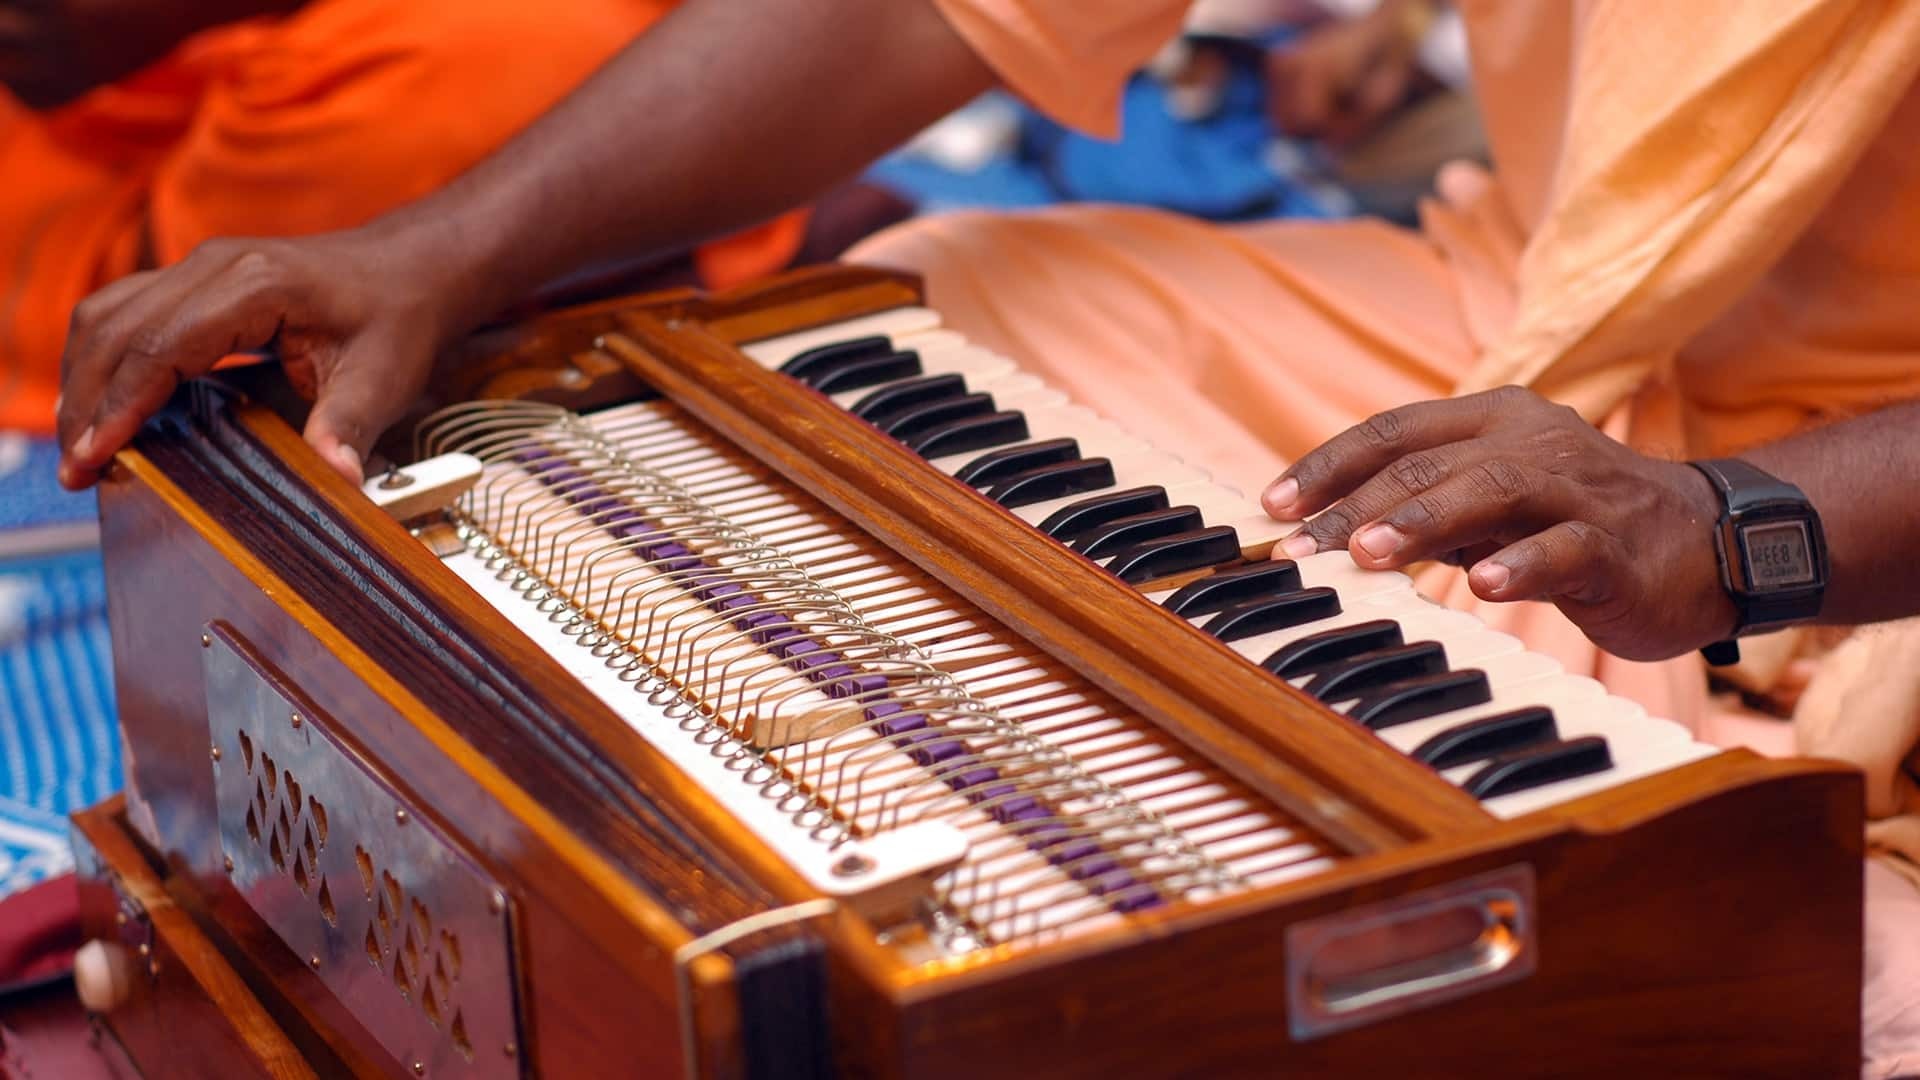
<box><xmin>1739</xmin><ymin>519</ymin><xmax>1817</xmax><ymax>589</ymax></box>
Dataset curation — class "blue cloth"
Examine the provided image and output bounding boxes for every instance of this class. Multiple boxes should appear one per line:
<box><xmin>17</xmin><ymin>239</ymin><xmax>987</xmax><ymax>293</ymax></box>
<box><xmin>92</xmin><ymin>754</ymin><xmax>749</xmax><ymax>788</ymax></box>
<box><xmin>867</xmin><ymin>40</ymin><xmax>1352</xmax><ymax>221</ymax></box>
<box><xmin>0</xmin><ymin>439</ymin><xmax>120</xmax><ymax>898</ymax></box>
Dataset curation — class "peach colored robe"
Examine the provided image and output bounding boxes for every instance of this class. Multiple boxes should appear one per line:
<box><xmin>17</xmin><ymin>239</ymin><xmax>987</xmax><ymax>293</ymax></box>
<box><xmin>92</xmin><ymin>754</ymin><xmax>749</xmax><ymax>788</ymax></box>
<box><xmin>853</xmin><ymin>3</ymin><xmax>1920</xmax><ymax>1073</ymax></box>
<box><xmin>0</xmin><ymin>0</ymin><xmax>807</xmax><ymax>435</ymax></box>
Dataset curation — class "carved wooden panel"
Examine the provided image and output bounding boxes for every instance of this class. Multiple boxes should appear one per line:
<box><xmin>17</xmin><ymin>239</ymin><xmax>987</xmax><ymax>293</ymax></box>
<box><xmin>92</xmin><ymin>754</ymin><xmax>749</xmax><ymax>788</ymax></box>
<box><xmin>203</xmin><ymin>625</ymin><xmax>524</xmax><ymax>1078</ymax></box>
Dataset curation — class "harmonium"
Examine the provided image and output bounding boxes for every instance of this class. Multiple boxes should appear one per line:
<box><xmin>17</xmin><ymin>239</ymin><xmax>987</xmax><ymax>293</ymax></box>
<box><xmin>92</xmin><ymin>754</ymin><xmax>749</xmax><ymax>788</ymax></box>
<box><xmin>70</xmin><ymin>265</ymin><xmax>1863</xmax><ymax>1078</ymax></box>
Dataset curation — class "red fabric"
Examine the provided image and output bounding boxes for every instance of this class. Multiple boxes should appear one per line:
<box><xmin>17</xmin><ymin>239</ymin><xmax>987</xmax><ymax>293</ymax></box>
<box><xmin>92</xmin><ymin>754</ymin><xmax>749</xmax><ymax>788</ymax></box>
<box><xmin>0</xmin><ymin>876</ymin><xmax>81</xmax><ymax>995</ymax></box>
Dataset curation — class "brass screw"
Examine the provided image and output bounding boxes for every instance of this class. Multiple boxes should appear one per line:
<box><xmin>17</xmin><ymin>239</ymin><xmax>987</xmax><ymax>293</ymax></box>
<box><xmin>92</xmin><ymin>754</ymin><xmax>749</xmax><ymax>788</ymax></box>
<box><xmin>136</xmin><ymin>943</ymin><xmax>150</xmax><ymax>959</ymax></box>
<box><xmin>378</xmin><ymin>466</ymin><xmax>415</xmax><ymax>491</ymax></box>
<box><xmin>488</xmin><ymin>890</ymin><xmax>506</xmax><ymax>916</ymax></box>
<box><xmin>395</xmin><ymin>808</ymin><xmax>410</xmax><ymax>826</ymax></box>
<box><xmin>309</xmin><ymin>954</ymin><xmax>321</xmax><ymax>970</ymax></box>
<box><xmin>503</xmin><ymin>1043</ymin><xmax>517</xmax><ymax>1058</ymax></box>
<box><xmin>223</xmin><ymin>855</ymin><xmax>234</xmax><ymax>873</ymax></box>
<box><xmin>147</xmin><ymin>959</ymin><xmax>160</xmax><ymax>977</ymax></box>
<box><xmin>412</xmin><ymin>1063</ymin><xmax>425</xmax><ymax>1077</ymax></box>
<box><xmin>200</xmin><ymin>633</ymin><xmax>211</xmax><ymax>648</ymax></box>
<box><xmin>210</xmin><ymin>745</ymin><xmax>222</xmax><ymax>762</ymax></box>
<box><xmin>114</xmin><ymin>911</ymin><xmax>128</xmax><ymax>928</ymax></box>
<box><xmin>290</xmin><ymin>712</ymin><xmax>303</xmax><ymax>729</ymax></box>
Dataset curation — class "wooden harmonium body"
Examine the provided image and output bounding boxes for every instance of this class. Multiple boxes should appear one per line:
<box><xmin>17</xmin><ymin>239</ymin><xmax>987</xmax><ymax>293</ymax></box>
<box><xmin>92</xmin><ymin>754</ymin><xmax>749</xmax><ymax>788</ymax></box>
<box><xmin>76</xmin><ymin>266</ymin><xmax>1864</xmax><ymax>1078</ymax></box>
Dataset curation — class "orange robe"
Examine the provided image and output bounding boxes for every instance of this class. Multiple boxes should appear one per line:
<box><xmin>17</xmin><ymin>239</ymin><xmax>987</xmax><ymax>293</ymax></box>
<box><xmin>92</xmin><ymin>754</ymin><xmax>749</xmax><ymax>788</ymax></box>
<box><xmin>858</xmin><ymin>3</ymin><xmax>1920</xmax><ymax>1074</ymax></box>
<box><xmin>0</xmin><ymin>0</ymin><xmax>807</xmax><ymax>434</ymax></box>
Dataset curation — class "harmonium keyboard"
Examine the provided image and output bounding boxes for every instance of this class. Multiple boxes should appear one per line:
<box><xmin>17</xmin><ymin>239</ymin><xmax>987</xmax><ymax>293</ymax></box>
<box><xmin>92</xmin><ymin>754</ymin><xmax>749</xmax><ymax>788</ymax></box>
<box><xmin>73</xmin><ymin>266</ymin><xmax>1862</xmax><ymax>1078</ymax></box>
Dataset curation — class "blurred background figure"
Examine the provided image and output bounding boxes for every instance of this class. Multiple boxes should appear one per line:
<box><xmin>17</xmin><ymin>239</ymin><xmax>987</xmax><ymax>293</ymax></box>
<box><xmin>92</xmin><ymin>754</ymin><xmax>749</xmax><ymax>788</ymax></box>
<box><xmin>0</xmin><ymin>0</ymin><xmax>811</xmax><ymax>437</ymax></box>
<box><xmin>868</xmin><ymin>0</ymin><xmax>1476</xmax><ymax>224</ymax></box>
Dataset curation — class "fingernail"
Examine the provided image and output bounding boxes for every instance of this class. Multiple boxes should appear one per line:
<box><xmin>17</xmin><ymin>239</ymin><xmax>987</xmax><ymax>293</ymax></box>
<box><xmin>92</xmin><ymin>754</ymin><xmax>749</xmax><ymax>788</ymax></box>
<box><xmin>1470</xmin><ymin>561</ymin><xmax>1511</xmax><ymax>594</ymax></box>
<box><xmin>71</xmin><ymin>425</ymin><xmax>96</xmax><ymax>462</ymax></box>
<box><xmin>1263</xmin><ymin>477</ymin><xmax>1300</xmax><ymax>518</ymax></box>
<box><xmin>332</xmin><ymin>444</ymin><xmax>363</xmax><ymax>481</ymax></box>
<box><xmin>1280</xmin><ymin>533</ymin><xmax>1318</xmax><ymax>560</ymax></box>
<box><xmin>1353</xmin><ymin>523</ymin><xmax>1404</xmax><ymax>561</ymax></box>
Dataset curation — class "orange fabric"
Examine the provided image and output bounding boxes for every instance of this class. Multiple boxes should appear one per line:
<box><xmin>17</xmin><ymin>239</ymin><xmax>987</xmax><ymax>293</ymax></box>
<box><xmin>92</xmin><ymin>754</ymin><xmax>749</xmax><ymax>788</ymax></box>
<box><xmin>0</xmin><ymin>0</ymin><xmax>806</xmax><ymax>434</ymax></box>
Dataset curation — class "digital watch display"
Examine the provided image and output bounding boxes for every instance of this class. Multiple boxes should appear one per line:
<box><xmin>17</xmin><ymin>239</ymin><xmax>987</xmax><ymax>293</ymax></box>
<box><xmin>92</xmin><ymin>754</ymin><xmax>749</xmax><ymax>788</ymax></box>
<box><xmin>1688</xmin><ymin>458</ymin><xmax>1828</xmax><ymax>666</ymax></box>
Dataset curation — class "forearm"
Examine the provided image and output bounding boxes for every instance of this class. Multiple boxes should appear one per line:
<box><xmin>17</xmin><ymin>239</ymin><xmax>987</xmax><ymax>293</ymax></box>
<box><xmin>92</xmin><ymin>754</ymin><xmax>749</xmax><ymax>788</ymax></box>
<box><xmin>377</xmin><ymin>0</ymin><xmax>994</xmax><ymax>335</ymax></box>
<box><xmin>1742</xmin><ymin>400</ymin><xmax>1920</xmax><ymax>627</ymax></box>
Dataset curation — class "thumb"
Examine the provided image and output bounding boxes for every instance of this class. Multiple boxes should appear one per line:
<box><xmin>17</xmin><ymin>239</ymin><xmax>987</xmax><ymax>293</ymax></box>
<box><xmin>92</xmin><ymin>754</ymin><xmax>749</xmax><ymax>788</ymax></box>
<box><xmin>300</xmin><ymin>339</ymin><xmax>417</xmax><ymax>487</ymax></box>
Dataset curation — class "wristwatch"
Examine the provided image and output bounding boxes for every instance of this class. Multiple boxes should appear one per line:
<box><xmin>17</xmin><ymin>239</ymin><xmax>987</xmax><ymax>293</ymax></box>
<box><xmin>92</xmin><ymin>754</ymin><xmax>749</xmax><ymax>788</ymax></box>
<box><xmin>1687</xmin><ymin>458</ymin><xmax>1828</xmax><ymax>666</ymax></box>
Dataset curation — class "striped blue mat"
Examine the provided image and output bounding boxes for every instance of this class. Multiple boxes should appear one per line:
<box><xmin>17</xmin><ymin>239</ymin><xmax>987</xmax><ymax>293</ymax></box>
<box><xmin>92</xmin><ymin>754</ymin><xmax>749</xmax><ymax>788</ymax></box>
<box><xmin>0</xmin><ymin>436</ymin><xmax>121</xmax><ymax>898</ymax></box>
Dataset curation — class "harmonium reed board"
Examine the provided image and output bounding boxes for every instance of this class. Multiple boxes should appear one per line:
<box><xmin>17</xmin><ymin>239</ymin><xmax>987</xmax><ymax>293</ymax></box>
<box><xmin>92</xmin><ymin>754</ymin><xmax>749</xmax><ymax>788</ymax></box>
<box><xmin>78</xmin><ymin>265</ymin><xmax>1864</xmax><ymax>1079</ymax></box>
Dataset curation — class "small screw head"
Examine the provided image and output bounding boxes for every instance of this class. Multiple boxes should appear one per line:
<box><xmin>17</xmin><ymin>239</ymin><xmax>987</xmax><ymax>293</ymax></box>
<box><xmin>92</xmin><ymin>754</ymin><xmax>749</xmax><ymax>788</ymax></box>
<box><xmin>395</xmin><ymin>808</ymin><xmax>409</xmax><ymax>826</ymax></box>
<box><xmin>831</xmin><ymin>853</ymin><xmax>875</xmax><ymax>879</ymax></box>
<box><xmin>223</xmin><ymin>855</ymin><xmax>234</xmax><ymax>873</ymax></box>
<box><xmin>309</xmin><ymin>954</ymin><xmax>321</xmax><ymax>970</ymax></box>
<box><xmin>503</xmin><ymin>1043</ymin><xmax>517</xmax><ymax>1058</ymax></box>
<box><xmin>377</xmin><ymin>467</ymin><xmax>415</xmax><ymax>491</ymax></box>
<box><xmin>136</xmin><ymin>943</ymin><xmax>150</xmax><ymax>959</ymax></box>
<box><xmin>210</xmin><ymin>745</ymin><xmax>222</xmax><ymax>762</ymax></box>
<box><xmin>488</xmin><ymin>890</ymin><xmax>506</xmax><ymax>916</ymax></box>
<box><xmin>558</xmin><ymin>368</ymin><xmax>586</xmax><ymax>387</ymax></box>
<box><xmin>114</xmin><ymin>911</ymin><xmax>128</xmax><ymax>927</ymax></box>
<box><xmin>412</xmin><ymin>1062</ymin><xmax>425</xmax><ymax>1077</ymax></box>
<box><xmin>290</xmin><ymin>712</ymin><xmax>303</xmax><ymax>729</ymax></box>
<box><xmin>592</xmin><ymin>335</ymin><xmax>609</xmax><ymax>350</ymax></box>
<box><xmin>147</xmin><ymin>959</ymin><xmax>160</xmax><ymax>977</ymax></box>
<box><xmin>200</xmin><ymin>633</ymin><xmax>212</xmax><ymax>648</ymax></box>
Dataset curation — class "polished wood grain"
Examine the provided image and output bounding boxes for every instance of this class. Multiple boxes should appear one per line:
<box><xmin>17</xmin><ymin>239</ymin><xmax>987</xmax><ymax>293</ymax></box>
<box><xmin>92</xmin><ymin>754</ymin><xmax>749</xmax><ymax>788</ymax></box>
<box><xmin>72</xmin><ymin>798</ymin><xmax>320</xmax><ymax>1080</ymax></box>
<box><xmin>605</xmin><ymin>309</ymin><xmax>1489</xmax><ymax>852</ymax></box>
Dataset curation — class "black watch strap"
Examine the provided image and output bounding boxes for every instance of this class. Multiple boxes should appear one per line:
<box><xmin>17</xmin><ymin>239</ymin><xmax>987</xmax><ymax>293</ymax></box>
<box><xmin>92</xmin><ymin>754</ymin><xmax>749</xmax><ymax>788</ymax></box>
<box><xmin>1688</xmin><ymin>458</ymin><xmax>1802</xmax><ymax>511</ymax></box>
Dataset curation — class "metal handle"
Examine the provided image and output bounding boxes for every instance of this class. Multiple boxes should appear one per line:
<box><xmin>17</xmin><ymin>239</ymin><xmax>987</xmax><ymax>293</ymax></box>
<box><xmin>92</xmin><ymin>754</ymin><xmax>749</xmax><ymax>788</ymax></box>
<box><xmin>1286</xmin><ymin>864</ymin><xmax>1536</xmax><ymax>1040</ymax></box>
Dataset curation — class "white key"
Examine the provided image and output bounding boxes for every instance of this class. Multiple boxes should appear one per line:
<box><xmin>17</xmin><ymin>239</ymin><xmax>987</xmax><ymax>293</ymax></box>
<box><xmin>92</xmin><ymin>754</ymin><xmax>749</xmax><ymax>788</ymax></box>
<box><xmin>742</xmin><ymin>307</ymin><xmax>944</xmax><ymax>367</ymax></box>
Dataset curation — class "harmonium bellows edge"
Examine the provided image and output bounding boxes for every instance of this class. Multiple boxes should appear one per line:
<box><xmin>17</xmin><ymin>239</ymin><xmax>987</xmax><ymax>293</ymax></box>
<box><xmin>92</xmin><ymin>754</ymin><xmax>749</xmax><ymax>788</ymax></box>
<box><xmin>71</xmin><ymin>265</ymin><xmax>1864</xmax><ymax>1079</ymax></box>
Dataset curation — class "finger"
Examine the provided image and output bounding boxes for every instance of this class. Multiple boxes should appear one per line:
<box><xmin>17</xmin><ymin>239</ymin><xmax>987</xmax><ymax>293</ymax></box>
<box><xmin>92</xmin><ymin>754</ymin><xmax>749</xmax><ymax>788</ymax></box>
<box><xmin>64</xmin><ymin>253</ymin><xmax>289</xmax><ymax>486</ymax></box>
<box><xmin>1467</xmin><ymin>520</ymin><xmax>1627</xmax><ymax>609</ymax></box>
<box><xmin>1339</xmin><ymin>461</ymin><xmax>1578</xmax><ymax>569</ymax></box>
<box><xmin>57</xmin><ymin>269</ymin><xmax>165</xmax><ymax>448</ymax></box>
<box><xmin>300</xmin><ymin>333</ymin><xmax>423</xmax><ymax>486</ymax></box>
<box><xmin>1271</xmin><ymin>439</ymin><xmax>1489</xmax><ymax>560</ymax></box>
<box><xmin>1264</xmin><ymin>388</ymin><xmax>1523</xmax><ymax>521</ymax></box>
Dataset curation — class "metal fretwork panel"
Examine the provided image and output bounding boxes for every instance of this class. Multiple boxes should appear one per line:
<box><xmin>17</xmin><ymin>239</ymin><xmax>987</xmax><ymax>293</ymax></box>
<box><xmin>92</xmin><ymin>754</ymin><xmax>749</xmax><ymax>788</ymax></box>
<box><xmin>204</xmin><ymin>625</ymin><xmax>523</xmax><ymax>1078</ymax></box>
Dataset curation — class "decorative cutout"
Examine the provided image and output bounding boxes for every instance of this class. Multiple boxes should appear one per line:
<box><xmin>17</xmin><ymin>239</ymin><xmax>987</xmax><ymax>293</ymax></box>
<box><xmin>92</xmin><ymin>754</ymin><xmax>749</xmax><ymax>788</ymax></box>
<box><xmin>207</xmin><ymin>638</ymin><xmax>519</xmax><ymax>1080</ymax></box>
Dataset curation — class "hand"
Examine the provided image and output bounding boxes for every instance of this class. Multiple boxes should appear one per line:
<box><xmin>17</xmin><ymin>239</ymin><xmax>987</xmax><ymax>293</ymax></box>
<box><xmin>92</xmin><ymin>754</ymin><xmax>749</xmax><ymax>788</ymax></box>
<box><xmin>58</xmin><ymin>226</ymin><xmax>459</xmax><ymax>489</ymax></box>
<box><xmin>1265</xmin><ymin>0</ymin><xmax>1427</xmax><ymax>146</ymax></box>
<box><xmin>1</xmin><ymin>0</ymin><xmax>301</xmax><ymax>109</ymax></box>
<box><xmin>1260</xmin><ymin>387</ymin><xmax>1737</xmax><ymax>662</ymax></box>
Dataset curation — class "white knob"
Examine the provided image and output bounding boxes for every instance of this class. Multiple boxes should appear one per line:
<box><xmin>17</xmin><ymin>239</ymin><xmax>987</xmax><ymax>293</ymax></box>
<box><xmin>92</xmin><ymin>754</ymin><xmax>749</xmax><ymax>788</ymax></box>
<box><xmin>74</xmin><ymin>940</ymin><xmax>136</xmax><ymax>1013</ymax></box>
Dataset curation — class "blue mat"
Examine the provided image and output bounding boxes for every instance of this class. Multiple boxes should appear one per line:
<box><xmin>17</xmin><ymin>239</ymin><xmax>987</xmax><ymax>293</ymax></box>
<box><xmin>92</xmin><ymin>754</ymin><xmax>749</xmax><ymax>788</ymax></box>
<box><xmin>0</xmin><ymin>437</ymin><xmax>120</xmax><ymax>898</ymax></box>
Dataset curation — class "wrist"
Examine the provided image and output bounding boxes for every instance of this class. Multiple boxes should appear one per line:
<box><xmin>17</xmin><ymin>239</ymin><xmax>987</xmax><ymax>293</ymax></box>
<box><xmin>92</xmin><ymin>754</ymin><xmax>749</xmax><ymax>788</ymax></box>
<box><xmin>1670</xmin><ymin>461</ymin><xmax>1742</xmax><ymax>646</ymax></box>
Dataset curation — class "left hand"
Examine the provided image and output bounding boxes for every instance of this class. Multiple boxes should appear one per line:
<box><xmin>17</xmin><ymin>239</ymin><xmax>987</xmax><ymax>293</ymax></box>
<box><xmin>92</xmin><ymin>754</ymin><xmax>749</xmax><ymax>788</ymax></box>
<box><xmin>1260</xmin><ymin>386</ymin><xmax>1737</xmax><ymax>661</ymax></box>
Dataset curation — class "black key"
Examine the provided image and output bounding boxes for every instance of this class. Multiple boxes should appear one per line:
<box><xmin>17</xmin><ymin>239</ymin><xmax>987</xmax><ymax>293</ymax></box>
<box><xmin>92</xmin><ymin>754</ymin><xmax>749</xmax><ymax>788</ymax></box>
<box><xmin>1461</xmin><ymin>736</ymin><xmax>1612</xmax><ymax>800</ymax></box>
<box><xmin>1037</xmin><ymin>487</ymin><xmax>1170</xmax><ymax>543</ymax></box>
<box><xmin>1075</xmin><ymin>506</ymin><xmax>1205</xmax><ymax>560</ymax></box>
<box><xmin>779</xmin><ymin>335</ymin><xmax>892</xmax><ymax>381</ymax></box>
<box><xmin>1349</xmin><ymin>670</ymin><xmax>1493</xmax><ymax>730</ymax></box>
<box><xmin>1203</xmin><ymin>587</ymin><xmax>1341</xmax><ymax>643</ymax></box>
<box><xmin>987</xmin><ymin>458</ymin><xmax>1116</xmax><ymax>509</ymax></box>
<box><xmin>1161</xmin><ymin>560</ymin><xmax>1305</xmax><ymax>617</ymax></box>
<box><xmin>877</xmin><ymin>393</ymin><xmax>995</xmax><ymax>439</ymax></box>
<box><xmin>1412</xmin><ymin>708</ymin><xmax>1558</xmax><ymax>769</ymax></box>
<box><xmin>1260</xmin><ymin>620</ymin><xmax>1404</xmax><ymax>679</ymax></box>
<box><xmin>908</xmin><ymin>411</ymin><xmax>1030</xmax><ymax>458</ymax></box>
<box><xmin>850</xmin><ymin>373</ymin><xmax>968</xmax><ymax>422</ymax></box>
<box><xmin>807</xmin><ymin>350</ymin><xmax>922</xmax><ymax>393</ymax></box>
<box><xmin>1105</xmin><ymin>526</ymin><xmax>1242</xmax><ymax>585</ymax></box>
<box><xmin>1303</xmin><ymin>641</ymin><xmax>1448</xmax><ymax>702</ymax></box>
<box><xmin>955</xmin><ymin>438</ymin><xmax>1081</xmax><ymax>487</ymax></box>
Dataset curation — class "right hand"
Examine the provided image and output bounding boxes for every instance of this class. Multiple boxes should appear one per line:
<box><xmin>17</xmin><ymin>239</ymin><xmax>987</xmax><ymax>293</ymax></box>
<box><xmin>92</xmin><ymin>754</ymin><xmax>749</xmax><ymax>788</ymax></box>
<box><xmin>57</xmin><ymin>228</ymin><xmax>457</xmax><ymax>489</ymax></box>
<box><xmin>1265</xmin><ymin>0</ymin><xmax>1426</xmax><ymax>146</ymax></box>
